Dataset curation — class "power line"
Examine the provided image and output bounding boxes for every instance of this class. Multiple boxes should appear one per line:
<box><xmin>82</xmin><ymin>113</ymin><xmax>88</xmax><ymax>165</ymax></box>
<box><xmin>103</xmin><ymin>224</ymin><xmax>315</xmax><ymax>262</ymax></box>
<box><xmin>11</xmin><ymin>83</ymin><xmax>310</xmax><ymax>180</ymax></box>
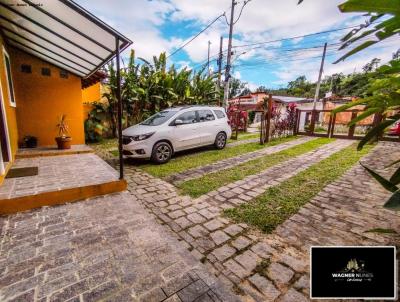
<box><xmin>191</xmin><ymin>42</ymin><xmax>339</xmax><ymax>71</ymax></box>
<box><xmin>230</xmin><ymin>33</ymin><xmax>388</xmax><ymax>68</ymax></box>
<box><xmin>197</xmin><ymin>25</ymin><xmax>360</xmax><ymax>67</ymax></box>
<box><xmin>234</xmin><ymin>53</ymin><xmax>337</xmax><ymax>68</ymax></box>
<box><xmin>237</xmin><ymin>42</ymin><xmax>341</xmax><ymax>55</ymax></box>
<box><xmin>232</xmin><ymin>25</ymin><xmax>362</xmax><ymax>49</ymax></box>
<box><xmin>232</xmin><ymin>42</ymin><xmax>398</xmax><ymax>71</ymax></box>
<box><xmin>167</xmin><ymin>12</ymin><xmax>226</xmax><ymax>59</ymax></box>
<box><xmin>191</xmin><ymin>22</ymin><xmax>390</xmax><ymax>72</ymax></box>
<box><xmin>233</xmin><ymin>0</ymin><xmax>252</xmax><ymax>25</ymax></box>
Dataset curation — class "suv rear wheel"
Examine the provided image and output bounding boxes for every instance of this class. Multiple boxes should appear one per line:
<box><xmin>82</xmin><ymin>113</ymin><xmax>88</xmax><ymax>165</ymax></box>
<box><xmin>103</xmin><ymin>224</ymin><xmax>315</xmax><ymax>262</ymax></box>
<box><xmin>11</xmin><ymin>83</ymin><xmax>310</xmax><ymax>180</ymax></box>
<box><xmin>214</xmin><ymin>132</ymin><xmax>227</xmax><ymax>149</ymax></box>
<box><xmin>151</xmin><ymin>142</ymin><xmax>172</xmax><ymax>164</ymax></box>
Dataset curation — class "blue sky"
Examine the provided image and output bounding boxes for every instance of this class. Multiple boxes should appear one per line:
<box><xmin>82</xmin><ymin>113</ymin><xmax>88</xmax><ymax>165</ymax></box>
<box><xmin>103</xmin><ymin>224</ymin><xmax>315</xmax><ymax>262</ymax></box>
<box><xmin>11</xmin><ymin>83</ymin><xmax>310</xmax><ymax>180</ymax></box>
<box><xmin>77</xmin><ymin>0</ymin><xmax>399</xmax><ymax>90</ymax></box>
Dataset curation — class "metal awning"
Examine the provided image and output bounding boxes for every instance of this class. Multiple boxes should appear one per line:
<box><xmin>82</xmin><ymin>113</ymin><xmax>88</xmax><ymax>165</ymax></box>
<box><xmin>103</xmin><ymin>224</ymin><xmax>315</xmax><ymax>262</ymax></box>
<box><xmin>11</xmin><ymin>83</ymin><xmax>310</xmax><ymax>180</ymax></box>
<box><xmin>0</xmin><ymin>0</ymin><xmax>132</xmax><ymax>78</ymax></box>
<box><xmin>0</xmin><ymin>0</ymin><xmax>131</xmax><ymax>180</ymax></box>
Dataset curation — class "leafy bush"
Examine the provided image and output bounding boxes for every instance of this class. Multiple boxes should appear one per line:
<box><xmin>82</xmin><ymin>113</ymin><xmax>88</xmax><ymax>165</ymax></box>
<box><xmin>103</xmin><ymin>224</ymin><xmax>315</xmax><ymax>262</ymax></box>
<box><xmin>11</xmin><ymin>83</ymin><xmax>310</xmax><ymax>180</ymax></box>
<box><xmin>84</xmin><ymin>103</ymin><xmax>108</xmax><ymax>143</ymax></box>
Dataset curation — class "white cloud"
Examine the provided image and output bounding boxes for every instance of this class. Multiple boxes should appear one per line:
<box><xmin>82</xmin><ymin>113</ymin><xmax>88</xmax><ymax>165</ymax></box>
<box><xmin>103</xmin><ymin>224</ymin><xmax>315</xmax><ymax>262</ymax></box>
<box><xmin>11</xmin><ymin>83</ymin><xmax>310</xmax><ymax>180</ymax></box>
<box><xmin>75</xmin><ymin>0</ymin><xmax>398</xmax><ymax>87</ymax></box>
<box><xmin>272</xmin><ymin>36</ymin><xmax>400</xmax><ymax>85</ymax></box>
<box><xmin>246</xmin><ymin>81</ymin><xmax>259</xmax><ymax>91</ymax></box>
<box><xmin>75</xmin><ymin>0</ymin><xmax>177</xmax><ymax>60</ymax></box>
<box><xmin>166</xmin><ymin>0</ymin><xmax>369</xmax><ymax>66</ymax></box>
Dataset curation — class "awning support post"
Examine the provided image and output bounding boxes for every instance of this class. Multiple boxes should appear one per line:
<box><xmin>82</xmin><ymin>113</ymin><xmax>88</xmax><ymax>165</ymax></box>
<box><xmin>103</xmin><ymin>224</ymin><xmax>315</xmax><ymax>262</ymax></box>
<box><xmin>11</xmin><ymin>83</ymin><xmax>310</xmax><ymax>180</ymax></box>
<box><xmin>116</xmin><ymin>37</ymin><xmax>124</xmax><ymax>179</ymax></box>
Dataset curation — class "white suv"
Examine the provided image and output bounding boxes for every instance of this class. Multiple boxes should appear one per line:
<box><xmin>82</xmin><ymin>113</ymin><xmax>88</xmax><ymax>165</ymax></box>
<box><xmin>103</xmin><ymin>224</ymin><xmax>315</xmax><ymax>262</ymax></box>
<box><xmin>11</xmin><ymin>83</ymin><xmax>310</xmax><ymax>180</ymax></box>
<box><xmin>122</xmin><ymin>106</ymin><xmax>232</xmax><ymax>164</ymax></box>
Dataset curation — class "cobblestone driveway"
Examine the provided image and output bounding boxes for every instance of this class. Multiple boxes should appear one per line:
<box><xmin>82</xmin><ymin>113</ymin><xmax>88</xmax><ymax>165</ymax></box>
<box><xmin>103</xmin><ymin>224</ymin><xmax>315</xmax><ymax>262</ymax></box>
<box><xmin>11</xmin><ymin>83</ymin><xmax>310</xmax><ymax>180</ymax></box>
<box><xmin>124</xmin><ymin>140</ymin><xmax>400</xmax><ymax>301</ymax></box>
<box><xmin>165</xmin><ymin>136</ymin><xmax>315</xmax><ymax>185</ymax></box>
<box><xmin>0</xmin><ymin>193</ymin><xmax>238</xmax><ymax>301</ymax></box>
<box><xmin>2</xmin><ymin>139</ymin><xmax>399</xmax><ymax>302</ymax></box>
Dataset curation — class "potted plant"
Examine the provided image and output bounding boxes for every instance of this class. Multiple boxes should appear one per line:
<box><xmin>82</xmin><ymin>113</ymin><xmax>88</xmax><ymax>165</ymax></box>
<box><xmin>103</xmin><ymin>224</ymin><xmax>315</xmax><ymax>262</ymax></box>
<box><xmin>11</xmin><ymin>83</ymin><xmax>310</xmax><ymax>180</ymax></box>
<box><xmin>55</xmin><ymin>114</ymin><xmax>72</xmax><ymax>149</ymax></box>
<box><xmin>23</xmin><ymin>135</ymin><xmax>38</xmax><ymax>148</ymax></box>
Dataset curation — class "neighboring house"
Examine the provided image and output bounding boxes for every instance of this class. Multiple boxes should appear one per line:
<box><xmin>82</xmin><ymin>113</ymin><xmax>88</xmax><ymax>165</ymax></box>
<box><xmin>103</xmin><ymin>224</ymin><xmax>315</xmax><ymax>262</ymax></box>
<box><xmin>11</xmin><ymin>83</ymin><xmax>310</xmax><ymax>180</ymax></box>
<box><xmin>322</xmin><ymin>96</ymin><xmax>373</xmax><ymax>126</ymax></box>
<box><xmin>272</xmin><ymin>96</ymin><xmax>321</xmax><ymax>131</ymax></box>
<box><xmin>0</xmin><ymin>0</ymin><xmax>131</xmax><ymax>184</ymax></box>
<box><xmin>229</xmin><ymin>92</ymin><xmax>319</xmax><ymax>111</ymax></box>
<box><xmin>229</xmin><ymin>92</ymin><xmax>268</xmax><ymax>111</ymax></box>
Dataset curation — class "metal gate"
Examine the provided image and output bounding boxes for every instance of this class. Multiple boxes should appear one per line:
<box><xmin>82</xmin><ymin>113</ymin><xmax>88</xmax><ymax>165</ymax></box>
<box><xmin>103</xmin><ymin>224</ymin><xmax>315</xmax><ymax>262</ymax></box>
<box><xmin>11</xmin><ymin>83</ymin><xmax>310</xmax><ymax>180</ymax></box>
<box><xmin>294</xmin><ymin>109</ymin><xmax>400</xmax><ymax>142</ymax></box>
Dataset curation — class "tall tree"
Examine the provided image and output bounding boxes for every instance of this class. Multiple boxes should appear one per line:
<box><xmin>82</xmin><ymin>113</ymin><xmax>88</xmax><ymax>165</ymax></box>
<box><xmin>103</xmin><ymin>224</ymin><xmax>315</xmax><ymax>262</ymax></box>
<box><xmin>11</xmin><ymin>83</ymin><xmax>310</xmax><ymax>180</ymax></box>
<box><xmin>362</xmin><ymin>58</ymin><xmax>381</xmax><ymax>73</ymax></box>
<box><xmin>256</xmin><ymin>86</ymin><xmax>268</xmax><ymax>93</ymax></box>
<box><xmin>229</xmin><ymin>78</ymin><xmax>247</xmax><ymax>98</ymax></box>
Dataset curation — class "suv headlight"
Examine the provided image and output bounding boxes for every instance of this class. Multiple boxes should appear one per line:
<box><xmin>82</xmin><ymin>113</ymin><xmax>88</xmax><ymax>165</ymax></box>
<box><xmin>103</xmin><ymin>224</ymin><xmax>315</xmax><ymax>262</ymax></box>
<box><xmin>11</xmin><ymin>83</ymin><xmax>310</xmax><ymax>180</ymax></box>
<box><xmin>131</xmin><ymin>132</ymin><xmax>155</xmax><ymax>141</ymax></box>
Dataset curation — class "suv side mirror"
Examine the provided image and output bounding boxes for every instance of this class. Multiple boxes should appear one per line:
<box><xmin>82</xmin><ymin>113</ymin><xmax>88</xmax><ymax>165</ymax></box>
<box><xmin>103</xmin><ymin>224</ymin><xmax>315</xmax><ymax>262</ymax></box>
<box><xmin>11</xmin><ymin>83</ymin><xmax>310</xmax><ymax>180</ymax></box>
<box><xmin>174</xmin><ymin>119</ymin><xmax>184</xmax><ymax>126</ymax></box>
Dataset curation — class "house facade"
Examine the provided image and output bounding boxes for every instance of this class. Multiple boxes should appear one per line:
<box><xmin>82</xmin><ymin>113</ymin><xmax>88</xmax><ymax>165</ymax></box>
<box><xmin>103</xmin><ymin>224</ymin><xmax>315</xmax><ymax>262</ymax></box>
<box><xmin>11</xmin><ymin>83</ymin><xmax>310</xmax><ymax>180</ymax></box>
<box><xmin>228</xmin><ymin>92</ymin><xmax>320</xmax><ymax>125</ymax></box>
<box><xmin>0</xmin><ymin>1</ymin><xmax>131</xmax><ymax>185</ymax></box>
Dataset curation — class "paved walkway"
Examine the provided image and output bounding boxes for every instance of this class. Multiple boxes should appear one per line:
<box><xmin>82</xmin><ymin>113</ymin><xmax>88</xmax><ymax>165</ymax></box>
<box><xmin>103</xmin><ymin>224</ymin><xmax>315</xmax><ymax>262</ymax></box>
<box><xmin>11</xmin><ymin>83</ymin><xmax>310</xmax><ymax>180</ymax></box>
<box><xmin>3</xmin><ymin>139</ymin><xmax>399</xmax><ymax>301</ymax></box>
<box><xmin>0</xmin><ymin>192</ymin><xmax>239</xmax><ymax>302</ymax></box>
<box><xmin>0</xmin><ymin>154</ymin><xmax>119</xmax><ymax>199</ymax></box>
<box><xmin>200</xmin><ymin>139</ymin><xmax>353</xmax><ymax>208</ymax></box>
<box><xmin>123</xmin><ymin>141</ymin><xmax>400</xmax><ymax>301</ymax></box>
<box><xmin>165</xmin><ymin>136</ymin><xmax>315</xmax><ymax>185</ymax></box>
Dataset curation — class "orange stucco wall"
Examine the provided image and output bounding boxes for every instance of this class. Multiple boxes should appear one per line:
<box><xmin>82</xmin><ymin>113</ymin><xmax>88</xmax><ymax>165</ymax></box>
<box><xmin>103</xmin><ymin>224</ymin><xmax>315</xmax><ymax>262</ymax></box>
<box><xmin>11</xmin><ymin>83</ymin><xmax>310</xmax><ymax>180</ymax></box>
<box><xmin>0</xmin><ymin>36</ymin><xmax>18</xmax><ymax>184</ymax></box>
<box><xmin>82</xmin><ymin>82</ymin><xmax>101</xmax><ymax>104</ymax></box>
<box><xmin>82</xmin><ymin>82</ymin><xmax>101</xmax><ymax>120</ymax></box>
<box><xmin>323</xmin><ymin>101</ymin><xmax>373</xmax><ymax>125</ymax></box>
<box><xmin>9</xmin><ymin>47</ymin><xmax>85</xmax><ymax>147</ymax></box>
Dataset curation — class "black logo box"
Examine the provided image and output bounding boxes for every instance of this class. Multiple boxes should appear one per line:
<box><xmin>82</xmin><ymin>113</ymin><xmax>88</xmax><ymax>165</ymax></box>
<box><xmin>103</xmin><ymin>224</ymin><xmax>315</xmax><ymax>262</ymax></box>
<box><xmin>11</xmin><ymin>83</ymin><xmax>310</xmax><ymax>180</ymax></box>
<box><xmin>310</xmin><ymin>246</ymin><xmax>397</xmax><ymax>300</ymax></box>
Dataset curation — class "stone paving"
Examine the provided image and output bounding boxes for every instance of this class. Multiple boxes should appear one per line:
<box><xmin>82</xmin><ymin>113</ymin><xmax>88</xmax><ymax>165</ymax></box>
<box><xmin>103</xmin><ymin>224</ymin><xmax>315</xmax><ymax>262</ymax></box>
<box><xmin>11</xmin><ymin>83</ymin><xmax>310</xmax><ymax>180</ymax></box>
<box><xmin>165</xmin><ymin>136</ymin><xmax>316</xmax><ymax>185</ymax></box>
<box><xmin>200</xmin><ymin>139</ymin><xmax>354</xmax><ymax>209</ymax></box>
<box><xmin>3</xmin><ymin>138</ymin><xmax>399</xmax><ymax>302</ymax></box>
<box><xmin>0</xmin><ymin>192</ymin><xmax>239</xmax><ymax>302</ymax></box>
<box><xmin>0</xmin><ymin>154</ymin><xmax>119</xmax><ymax>200</ymax></box>
<box><xmin>123</xmin><ymin>140</ymin><xmax>400</xmax><ymax>301</ymax></box>
<box><xmin>16</xmin><ymin>145</ymin><xmax>93</xmax><ymax>159</ymax></box>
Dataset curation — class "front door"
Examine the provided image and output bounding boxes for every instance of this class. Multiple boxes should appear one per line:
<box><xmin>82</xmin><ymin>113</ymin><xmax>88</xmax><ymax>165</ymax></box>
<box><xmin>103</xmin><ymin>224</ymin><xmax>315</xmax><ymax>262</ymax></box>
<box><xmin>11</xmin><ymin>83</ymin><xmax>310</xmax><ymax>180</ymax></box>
<box><xmin>0</xmin><ymin>81</ymin><xmax>10</xmax><ymax>175</ymax></box>
<box><xmin>172</xmin><ymin>110</ymin><xmax>201</xmax><ymax>150</ymax></box>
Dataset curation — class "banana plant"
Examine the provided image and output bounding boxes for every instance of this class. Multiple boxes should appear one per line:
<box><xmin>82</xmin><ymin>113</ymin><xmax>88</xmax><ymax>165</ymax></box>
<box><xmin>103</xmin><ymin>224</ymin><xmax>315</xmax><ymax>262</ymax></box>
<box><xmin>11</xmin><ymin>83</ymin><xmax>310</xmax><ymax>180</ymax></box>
<box><xmin>101</xmin><ymin>50</ymin><xmax>221</xmax><ymax>137</ymax></box>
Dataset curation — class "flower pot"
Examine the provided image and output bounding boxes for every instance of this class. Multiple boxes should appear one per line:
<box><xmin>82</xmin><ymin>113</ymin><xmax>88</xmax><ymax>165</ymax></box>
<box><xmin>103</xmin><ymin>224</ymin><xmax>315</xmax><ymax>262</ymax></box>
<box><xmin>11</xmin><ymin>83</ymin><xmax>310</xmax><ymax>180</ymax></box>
<box><xmin>55</xmin><ymin>136</ymin><xmax>72</xmax><ymax>150</ymax></box>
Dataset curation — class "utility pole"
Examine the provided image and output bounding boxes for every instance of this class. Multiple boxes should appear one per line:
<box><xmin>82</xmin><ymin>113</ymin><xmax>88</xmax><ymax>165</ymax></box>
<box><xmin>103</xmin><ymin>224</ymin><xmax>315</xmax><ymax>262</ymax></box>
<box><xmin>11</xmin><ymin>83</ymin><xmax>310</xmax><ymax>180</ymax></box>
<box><xmin>312</xmin><ymin>42</ymin><xmax>327</xmax><ymax>110</ymax></box>
<box><xmin>217</xmin><ymin>36</ymin><xmax>223</xmax><ymax>87</ymax></box>
<box><xmin>217</xmin><ymin>37</ymin><xmax>224</xmax><ymax>107</ymax></box>
<box><xmin>207</xmin><ymin>40</ymin><xmax>211</xmax><ymax>76</ymax></box>
<box><xmin>223</xmin><ymin>0</ymin><xmax>237</xmax><ymax>109</ymax></box>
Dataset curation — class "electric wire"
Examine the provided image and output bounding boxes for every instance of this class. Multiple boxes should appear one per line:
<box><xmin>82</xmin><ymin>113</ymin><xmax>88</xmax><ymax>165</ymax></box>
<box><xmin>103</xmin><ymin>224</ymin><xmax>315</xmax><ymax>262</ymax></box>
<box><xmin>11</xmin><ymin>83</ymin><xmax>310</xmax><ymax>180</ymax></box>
<box><xmin>167</xmin><ymin>12</ymin><xmax>226</xmax><ymax>59</ymax></box>
<box><xmin>232</xmin><ymin>24</ymin><xmax>365</xmax><ymax>49</ymax></box>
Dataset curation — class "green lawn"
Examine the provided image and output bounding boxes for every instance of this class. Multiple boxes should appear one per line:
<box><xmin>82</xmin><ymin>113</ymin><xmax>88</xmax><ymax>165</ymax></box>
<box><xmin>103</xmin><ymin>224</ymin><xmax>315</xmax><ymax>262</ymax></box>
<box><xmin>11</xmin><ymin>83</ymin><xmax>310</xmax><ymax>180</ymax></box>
<box><xmin>178</xmin><ymin>138</ymin><xmax>334</xmax><ymax>198</ymax></box>
<box><xmin>89</xmin><ymin>138</ymin><xmax>117</xmax><ymax>151</ymax></box>
<box><xmin>140</xmin><ymin>136</ymin><xmax>298</xmax><ymax>178</ymax></box>
<box><xmin>223</xmin><ymin>143</ymin><xmax>373</xmax><ymax>233</ymax></box>
<box><xmin>228</xmin><ymin>132</ymin><xmax>260</xmax><ymax>143</ymax></box>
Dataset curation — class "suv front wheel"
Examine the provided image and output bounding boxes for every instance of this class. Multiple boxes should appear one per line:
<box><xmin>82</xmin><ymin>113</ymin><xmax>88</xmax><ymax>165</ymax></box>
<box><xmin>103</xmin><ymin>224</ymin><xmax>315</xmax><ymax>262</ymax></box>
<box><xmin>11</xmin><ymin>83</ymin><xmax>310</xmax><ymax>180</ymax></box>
<box><xmin>214</xmin><ymin>132</ymin><xmax>227</xmax><ymax>149</ymax></box>
<box><xmin>151</xmin><ymin>142</ymin><xmax>173</xmax><ymax>164</ymax></box>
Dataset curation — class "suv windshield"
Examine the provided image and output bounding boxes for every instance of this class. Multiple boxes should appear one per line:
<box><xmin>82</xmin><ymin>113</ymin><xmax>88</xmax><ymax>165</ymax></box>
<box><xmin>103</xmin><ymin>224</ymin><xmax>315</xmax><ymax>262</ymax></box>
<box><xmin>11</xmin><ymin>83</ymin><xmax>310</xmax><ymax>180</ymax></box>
<box><xmin>140</xmin><ymin>110</ymin><xmax>177</xmax><ymax>126</ymax></box>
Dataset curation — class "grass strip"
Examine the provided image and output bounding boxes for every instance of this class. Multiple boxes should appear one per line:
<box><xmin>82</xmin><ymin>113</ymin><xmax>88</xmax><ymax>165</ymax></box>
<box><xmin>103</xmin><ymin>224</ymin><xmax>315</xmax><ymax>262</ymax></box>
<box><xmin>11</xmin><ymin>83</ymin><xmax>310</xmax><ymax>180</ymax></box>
<box><xmin>90</xmin><ymin>138</ymin><xmax>117</xmax><ymax>149</ymax></box>
<box><xmin>224</xmin><ymin>143</ymin><xmax>373</xmax><ymax>233</ymax></box>
<box><xmin>228</xmin><ymin>133</ymin><xmax>260</xmax><ymax>143</ymax></box>
<box><xmin>178</xmin><ymin>138</ymin><xmax>334</xmax><ymax>198</ymax></box>
<box><xmin>141</xmin><ymin>136</ymin><xmax>298</xmax><ymax>178</ymax></box>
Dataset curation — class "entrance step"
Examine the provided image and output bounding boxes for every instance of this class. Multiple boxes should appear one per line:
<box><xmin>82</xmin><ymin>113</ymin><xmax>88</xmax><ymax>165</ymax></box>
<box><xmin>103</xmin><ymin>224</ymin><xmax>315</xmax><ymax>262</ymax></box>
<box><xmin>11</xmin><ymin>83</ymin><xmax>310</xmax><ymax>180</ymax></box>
<box><xmin>0</xmin><ymin>153</ymin><xmax>126</xmax><ymax>214</ymax></box>
<box><xmin>16</xmin><ymin>144</ymin><xmax>93</xmax><ymax>159</ymax></box>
